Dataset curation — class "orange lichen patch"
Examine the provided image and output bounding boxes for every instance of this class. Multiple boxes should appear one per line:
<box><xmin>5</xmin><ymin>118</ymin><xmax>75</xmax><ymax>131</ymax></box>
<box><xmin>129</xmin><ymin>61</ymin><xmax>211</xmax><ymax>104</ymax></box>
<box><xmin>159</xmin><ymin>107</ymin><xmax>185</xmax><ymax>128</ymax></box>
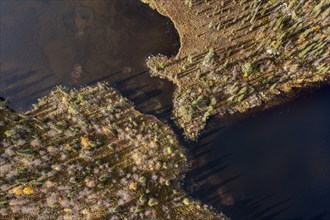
<box><xmin>62</xmin><ymin>96</ymin><xmax>67</xmax><ymax>104</ymax></box>
<box><xmin>102</xmin><ymin>126</ymin><xmax>110</xmax><ymax>133</ymax></box>
<box><xmin>297</xmin><ymin>35</ymin><xmax>306</xmax><ymax>44</ymax></box>
<box><xmin>64</xmin><ymin>208</ymin><xmax>72</xmax><ymax>213</ymax></box>
<box><xmin>81</xmin><ymin>209</ymin><xmax>90</xmax><ymax>216</ymax></box>
<box><xmin>291</xmin><ymin>12</ymin><xmax>297</xmax><ymax>20</ymax></box>
<box><xmin>65</xmin><ymin>144</ymin><xmax>73</xmax><ymax>151</ymax></box>
<box><xmin>81</xmin><ymin>137</ymin><xmax>90</xmax><ymax>148</ymax></box>
<box><xmin>270</xmin><ymin>41</ymin><xmax>277</xmax><ymax>47</ymax></box>
<box><xmin>132</xmin><ymin>152</ymin><xmax>142</xmax><ymax>165</ymax></box>
<box><xmin>23</xmin><ymin>186</ymin><xmax>34</xmax><ymax>195</ymax></box>
<box><xmin>12</xmin><ymin>186</ymin><xmax>23</xmax><ymax>196</ymax></box>
<box><xmin>53</xmin><ymin>165</ymin><xmax>62</xmax><ymax>171</ymax></box>
<box><xmin>150</xmin><ymin>141</ymin><xmax>158</xmax><ymax>148</ymax></box>
<box><xmin>129</xmin><ymin>182</ymin><xmax>137</xmax><ymax>191</ymax></box>
<box><xmin>147</xmin><ymin>162</ymin><xmax>155</xmax><ymax>171</ymax></box>
<box><xmin>303</xmin><ymin>1</ymin><xmax>313</xmax><ymax>10</ymax></box>
<box><xmin>312</xmin><ymin>25</ymin><xmax>321</xmax><ymax>32</ymax></box>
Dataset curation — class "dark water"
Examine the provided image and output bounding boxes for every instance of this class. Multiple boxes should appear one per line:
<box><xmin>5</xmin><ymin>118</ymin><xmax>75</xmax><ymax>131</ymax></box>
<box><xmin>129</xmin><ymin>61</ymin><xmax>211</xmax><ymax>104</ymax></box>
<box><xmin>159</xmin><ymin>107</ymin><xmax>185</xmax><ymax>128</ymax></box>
<box><xmin>184</xmin><ymin>87</ymin><xmax>330</xmax><ymax>220</ymax></box>
<box><xmin>0</xmin><ymin>0</ymin><xmax>179</xmax><ymax>113</ymax></box>
<box><xmin>1</xmin><ymin>1</ymin><xmax>330</xmax><ymax>220</ymax></box>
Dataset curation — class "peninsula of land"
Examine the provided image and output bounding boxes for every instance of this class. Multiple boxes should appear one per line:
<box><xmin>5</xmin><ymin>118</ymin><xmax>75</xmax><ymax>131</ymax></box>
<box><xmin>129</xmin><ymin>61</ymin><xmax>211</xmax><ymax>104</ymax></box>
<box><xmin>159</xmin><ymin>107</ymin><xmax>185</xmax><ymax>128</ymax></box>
<box><xmin>142</xmin><ymin>0</ymin><xmax>329</xmax><ymax>139</ymax></box>
<box><xmin>0</xmin><ymin>84</ymin><xmax>226</xmax><ymax>219</ymax></box>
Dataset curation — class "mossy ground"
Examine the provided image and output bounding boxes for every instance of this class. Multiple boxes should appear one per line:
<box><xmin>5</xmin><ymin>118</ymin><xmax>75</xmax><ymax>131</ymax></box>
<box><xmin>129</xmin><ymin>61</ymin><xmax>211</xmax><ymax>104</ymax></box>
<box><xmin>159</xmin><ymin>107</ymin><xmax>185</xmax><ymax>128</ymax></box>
<box><xmin>142</xmin><ymin>0</ymin><xmax>330</xmax><ymax>140</ymax></box>
<box><xmin>2</xmin><ymin>0</ymin><xmax>329</xmax><ymax>218</ymax></box>
<box><xmin>0</xmin><ymin>83</ymin><xmax>226</xmax><ymax>219</ymax></box>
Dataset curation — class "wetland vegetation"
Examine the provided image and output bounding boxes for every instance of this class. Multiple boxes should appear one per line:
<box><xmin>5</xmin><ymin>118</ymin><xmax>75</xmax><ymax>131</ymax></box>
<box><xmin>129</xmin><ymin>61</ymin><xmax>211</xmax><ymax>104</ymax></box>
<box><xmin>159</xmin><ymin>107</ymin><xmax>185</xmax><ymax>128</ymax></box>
<box><xmin>1</xmin><ymin>0</ymin><xmax>329</xmax><ymax>219</ymax></box>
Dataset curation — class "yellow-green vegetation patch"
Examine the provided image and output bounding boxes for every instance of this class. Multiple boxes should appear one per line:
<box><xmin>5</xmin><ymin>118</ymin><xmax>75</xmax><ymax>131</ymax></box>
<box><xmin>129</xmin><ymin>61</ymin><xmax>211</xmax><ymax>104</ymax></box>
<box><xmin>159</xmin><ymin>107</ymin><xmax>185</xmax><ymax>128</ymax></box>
<box><xmin>0</xmin><ymin>83</ymin><xmax>226</xmax><ymax>219</ymax></box>
<box><xmin>142</xmin><ymin>0</ymin><xmax>330</xmax><ymax>140</ymax></box>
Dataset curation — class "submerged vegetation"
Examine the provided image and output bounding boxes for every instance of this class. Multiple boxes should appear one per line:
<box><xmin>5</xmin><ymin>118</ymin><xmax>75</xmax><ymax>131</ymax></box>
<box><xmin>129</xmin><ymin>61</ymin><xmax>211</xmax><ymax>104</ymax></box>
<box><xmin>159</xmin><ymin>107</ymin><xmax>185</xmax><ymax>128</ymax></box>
<box><xmin>0</xmin><ymin>83</ymin><xmax>226</xmax><ymax>219</ymax></box>
<box><xmin>143</xmin><ymin>0</ymin><xmax>330</xmax><ymax>139</ymax></box>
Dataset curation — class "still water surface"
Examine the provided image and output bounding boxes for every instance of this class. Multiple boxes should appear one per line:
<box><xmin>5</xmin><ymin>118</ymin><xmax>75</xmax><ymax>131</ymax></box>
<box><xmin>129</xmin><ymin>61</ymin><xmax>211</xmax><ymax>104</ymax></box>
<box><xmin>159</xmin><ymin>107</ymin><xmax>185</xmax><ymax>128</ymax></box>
<box><xmin>1</xmin><ymin>1</ymin><xmax>329</xmax><ymax>220</ymax></box>
<box><xmin>0</xmin><ymin>0</ymin><xmax>179</xmax><ymax>113</ymax></box>
<box><xmin>185</xmin><ymin>87</ymin><xmax>330</xmax><ymax>220</ymax></box>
